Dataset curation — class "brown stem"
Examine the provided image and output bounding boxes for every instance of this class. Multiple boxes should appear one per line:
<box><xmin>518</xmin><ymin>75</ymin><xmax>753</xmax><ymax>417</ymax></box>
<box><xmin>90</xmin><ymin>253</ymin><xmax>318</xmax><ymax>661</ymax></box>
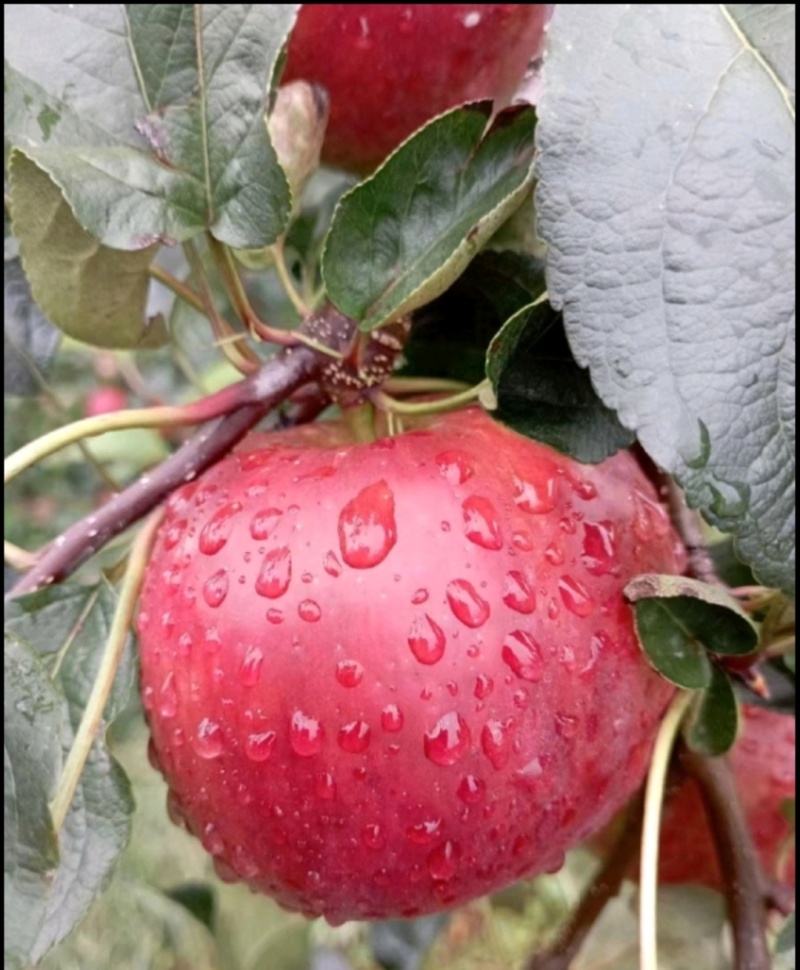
<box><xmin>8</xmin><ymin>346</ymin><xmax>318</xmax><ymax>598</ymax></box>
<box><xmin>679</xmin><ymin>744</ymin><xmax>771</xmax><ymax>970</ymax></box>
<box><xmin>663</xmin><ymin>477</ymin><xmax>723</xmax><ymax>586</ymax></box>
<box><xmin>526</xmin><ymin>795</ymin><xmax>645</xmax><ymax>970</ymax></box>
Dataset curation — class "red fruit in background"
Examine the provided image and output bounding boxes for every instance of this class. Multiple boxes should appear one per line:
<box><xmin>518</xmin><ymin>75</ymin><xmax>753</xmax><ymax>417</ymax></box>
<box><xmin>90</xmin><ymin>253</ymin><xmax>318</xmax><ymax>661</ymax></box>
<box><xmin>83</xmin><ymin>386</ymin><xmax>128</xmax><ymax>418</ymax></box>
<box><xmin>282</xmin><ymin>4</ymin><xmax>552</xmax><ymax>173</ymax></box>
<box><xmin>138</xmin><ymin>408</ymin><xmax>684</xmax><ymax>923</ymax></box>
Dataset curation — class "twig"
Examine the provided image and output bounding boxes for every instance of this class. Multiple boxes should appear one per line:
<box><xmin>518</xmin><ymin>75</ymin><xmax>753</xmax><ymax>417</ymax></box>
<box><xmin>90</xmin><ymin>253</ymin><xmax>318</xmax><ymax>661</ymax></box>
<box><xmin>148</xmin><ymin>263</ymin><xmax>205</xmax><ymax>314</ymax></box>
<box><xmin>369</xmin><ymin>381</ymin><xmax>487</xmax><ymax>416</ymax></box>
<box><xmin>526</xmin><ymin>794</ymin><xmax>646</xmax><ymax>970</ymax></box>
<box><xmin>8</xmin><ymin>346</ymin><xmax>318</xmax><ymax>597</ymax></box>
<box><xmin>663</xmin><ymin>478</ymin><xmax>722</xmax><ymax>586</ymax></box>
<box><xmin>272</xmin><ymin>237</ymin><xmax>310</xmax><ymax>318</ymax></box>
<box><xmin>678</xmin><ymin>745</ymin><xmax>772</xmax><ymax>970</ymax></box>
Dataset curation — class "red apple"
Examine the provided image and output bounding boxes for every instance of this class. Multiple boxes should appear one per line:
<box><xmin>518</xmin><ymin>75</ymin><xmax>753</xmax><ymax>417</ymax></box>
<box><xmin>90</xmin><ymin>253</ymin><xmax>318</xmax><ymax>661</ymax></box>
<box><xmin>83</xmin><ymin>386</ymin><xmax>128</xmax><ymax>418</ymax></box>
<box><xmin>282</xmin><ymin>4</ymin><xmax>553</xmax><ymax>173</ymax></box>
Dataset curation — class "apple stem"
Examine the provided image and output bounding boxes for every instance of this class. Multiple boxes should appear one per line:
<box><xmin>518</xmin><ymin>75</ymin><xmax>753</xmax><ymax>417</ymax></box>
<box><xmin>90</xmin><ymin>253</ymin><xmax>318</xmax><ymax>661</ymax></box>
<box><xmin>148</xmin><ymin>263</ymin><xmax>206</xmax><ymax>314</ymax></box>
<box><xmin>639</xmin><ymin>690</ymin><xmax>694</xmax><ymax>970</ymax></box>
<box><xmin>526</xmin><ymin>793</ymin><xmax>646</xmax><ymax>970</ymax></box>
<box><xmin>49</xmin><ymin>508</ymin><xmax>163</xmax><ymax>835</ymax></box>
<box><xmin>382</xmin><ymin>376</ymin><xmax>472</xmax><ymax>396</ymax></box>
<box><xmin>7</xmin><ymin>345</ymin><xmax>319</xmax><ymax>598</ymax></box>
<box><xmin>678</xmin><ymin>744</ymin><xmax>772</xmax><ymax>970</ymax></box>
<box><xmin>662</xmin><ymin>478</ymin><xmax>723</xmax><ymax>587</ymax></box>
<box><xmin>343</xmin><ymin>401</ymin><xmax>377</xmax><ymax>444</ymax></box>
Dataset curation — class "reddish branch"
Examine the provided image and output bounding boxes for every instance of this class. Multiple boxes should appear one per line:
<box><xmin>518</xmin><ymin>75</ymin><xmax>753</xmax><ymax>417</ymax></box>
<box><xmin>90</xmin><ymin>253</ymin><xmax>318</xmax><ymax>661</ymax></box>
<box><xmin>9</xmin><ymin>345</ymin><xmax>318</xmax><ymax>598</ymax></box>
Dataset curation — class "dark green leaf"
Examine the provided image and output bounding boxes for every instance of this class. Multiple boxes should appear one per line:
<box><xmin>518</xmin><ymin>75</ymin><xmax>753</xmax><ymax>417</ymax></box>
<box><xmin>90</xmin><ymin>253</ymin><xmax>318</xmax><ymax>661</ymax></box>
<box><xmin>684</xmin><ymin>665</ymin><xmax>740</xmax><ymax>756</ymax></box>
<box><xmin>535</xmin><ymin>4</ymin><xmax>795</xmax><ymax>593</ymax></box>
<box><xmin>626</xmin><ymin>574</ymin><xmax>759</xmax><ymax>657</ymax></box>
<box><xmin>486</xmin><ymin>301</ymin><xmax>635</xmax><ymax>462</ymax></box>
<box><xmin>164</xmin><ymin>882</ymin><xmax>216</xmax><ymax>931</ymax></box>
<box><xmin>4</xmin><ymin>633</ymin><xmax>62</xmax><ymax>970</ymax></box>
<box><xmin>402</xmin><ymin>251</ymin><xmax>546</xmax><ymax>385</ymax></box>
<box><xmin>707</xmin><ymin>537</ymin><xmax>757</xmax><ymax>589</ymax></box>
<box><xmin>323</xmin><ymin>103</ymin><xmax>537</xmax><ymax>331</ymax></box>
<box><xmin>630</xmin><ymin>598</ymin><xmax>714</xmax><ymax>689</ymax></box>
<box><xmin>9</xmin><ymin>152</ymin><xmax>167</xmax><ymax>350</ymax></box>
<box><xmin>4</xmin><ymin>257</ymin><xmax>61</xmax><ymax>395</ymax></box>
<box><xmin>5</xmin><ymin>5</ymin><xmax>296</xmax><ymax>249</ymax></box>
<box><xmin>6</xmin><ymin>583</ymin><xmax>136</xmax><ymax>962</ymax></box>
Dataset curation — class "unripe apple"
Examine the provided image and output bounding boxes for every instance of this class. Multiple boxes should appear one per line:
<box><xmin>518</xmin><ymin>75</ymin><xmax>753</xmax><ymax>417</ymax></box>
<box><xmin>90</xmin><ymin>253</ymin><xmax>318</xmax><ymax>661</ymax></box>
<box><xmin>138</xmin><ymin>407</ymin><xmax>685</xmax><ymax>923</ymax></box>
<box><xmin>282</xmin><ymin>4</ymin><xmax>553</xmax><ymax>173</ymax></box>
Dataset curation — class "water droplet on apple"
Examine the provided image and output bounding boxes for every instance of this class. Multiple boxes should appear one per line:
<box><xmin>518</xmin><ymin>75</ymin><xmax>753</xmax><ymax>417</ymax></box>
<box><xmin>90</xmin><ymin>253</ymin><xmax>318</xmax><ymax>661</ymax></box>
<box><xmin>245</xmin><ymin>730</ymin><xmax>276</xmax><ymax>761</ymax></box>
<box><xmin>381</xmin><ymin>704</ymin><xmax>404</xmax><ymax>732</ymax></box>
<box><xmin>177</xmin><ymin>632</ymin><xmax>193</xmax><ymax>656</ymax></box>
<box><xmin>406</xmin><ymin>818</ymin><xmax>443</xmax><ymax>844</ymax></box>
<box><xmin>512</xmin><ymin>530</ymin><xmax>534</xmax><ymax>551</ymax></box>
<box><xmin>446</xmin><ymin>579</ymin><xmax>490</xmax><ymax>628</ymax></box>
<box><xmin>474</xmin><ymin>673</ymin><xmax>494</xmax><ymax>699</ymax></box>
<box><xmin>582</xmin><ymin>520</ymin><xmax>618</xmax><ymax>575</ymax></box>
<box><xmin>240</xmin><ymin>645</ymin><xmax>264</xmax><ymax>687</ymax></box>
<box><xmin>199</xmin><ymin>501</ymin><xmax>242</xmax><ymax>554</ymax></box>
<box><xmin>250</xmin><ymin>509</ymin><xmax>283</xmax><ymax>542</ymax></box>
<box><xmin>502</xmin><ymin>630</ymin><xmax>544</xmax><ymax>683</ymax></box>
<box><xmin>427</xmin><ymin>840</ymin><xmax>460</xmax><ymax>880</ymax></box>
<box><xmin>255</xmin><ymin>546</ymin><xmax>292</xmax><ymax>598</ymax></box>
<box><xmin>503</xmin><ymin>570</ymin><xmax>536</xmax><ymax>613</ymax></box>
<box><xmin>298</xmin><ymin>599</ymin><xmax>322</xmax><ymax>622</ymax></box>
<box><xmin>204</xmin><ymin>627</ymin><xmax>222</xmax><ymax>652</ymax></box>
<box><xmin>290</xmin><ymin>711</ymin><xmax>323</xmax><ymax>756</ymax></box>
<box><xmin>411</xmin><ymin>588</ymin><xmax>429</xmax><ymax>604</ymax></box>
<box><xmin>142</xmin><ymin>684</ymin><xmax>154</xmax><ymax>711</ymax></box>
<box><xmin>462</xmin><ymin>495</ymin><xmax>503</xmax><ymax>550</ymax></box>
<box><xmin>559</xmin><ymin>575</ymin><xmax>596</xmax><ymax>617</ymax></box>
<box><xmin>163</xmin><ymin>518</ymin><xmax>187</xmax><ymax>550</ymax></box>
<box><xmin>573</xmin><ymin>479</ymin><xmax>597</xmax><ymax>501</ymax></box>
<box><xmin>172</xmin><ymin>727</ymin><xmax>185</xmax><ymax>747</ymax></box>
<box><xmin>202</xmin><ymin>569</ymin><xmax>229</xmax><ymax>607</ymax></box>
<box><xmin>544</xmin><ymin>542</ymin><xmax>564</xmax><ymax>565</ymax></box>
<box><xmin>338</xmin><ymin>719</ymin><xmax>371</xmax><ymax>753</ymax></box>
<box><xmin>513</xmin><ymin>462</ymin><xmax>558</xmax><ymax>514</ymax></box>
<box><xmin>158</xmin><ymin>672</ymin><xmax>177</xmax><ymax>717</ymax></box>
<box><xmin>194</xmin><ymin>718</ymin><xmax>223</xmax><ymax>759</ymax></box>
<box><xmin>362</xmin><ymin>823</ymin><xmax>385</xmax><ymax>849</ymax></box>
<box><xmin>408</xmin><ymin>614</ymin><xmax>447</xmax><ymax>664</ymax></box>
<box><xmin>436</xmin><ymin>450</ymin><xmax>475</xmax><ymax>485</ymax></box>
<box><xmin>324</xmin><ymin>551</ymin><xmax>343</xmax><ymax>577</ymax></box>
<box><xmin>424</xmin><ymin>711</ymin><xmax>471</xmax><ymax>766</ymax></box>
<box><xmin>457</xmin><ymin>774</ymin><xmax>486</xmax><ymax>804</ymax></box>
<box><xmin>335</xmin><ymin>659</ymin><xmax>364</xmax><ymax>688</ymax></box>
<box><xmin>316</xmin><ymin>771</ymin><xmax>337</xmax><ymax>800</ymax></box>
<box><xmin>338</xmin><ymin>480</ymin><xmax>397</xmax><ymax>568</ymax></box>
<box><xmin>266</xmin><ymin>608</ymin><xmax>284</xmax><ymax>624</ymax></box>
<box><xmin>481</xmin><ymin>718</ymin><xmax>514</xmax><ymax>769</ymax></box>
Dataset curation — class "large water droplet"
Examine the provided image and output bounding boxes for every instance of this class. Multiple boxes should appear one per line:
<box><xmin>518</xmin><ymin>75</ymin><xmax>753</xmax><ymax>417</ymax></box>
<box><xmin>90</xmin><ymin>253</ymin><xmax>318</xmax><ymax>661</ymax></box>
<box><xmin>435</xmin><ymin>450</ymin><xmax>475</xmax><ymax>485</ymax></box>
<box><xmin>502</xmin><ymin>570</ymin><xmax>536</xmax><ymax>614</ymax></box>
<box><xmin>203</xmin><ymin>569</ymin><xmax>229</xmax><ymax>608</ymax></box>
<box><xmin>240</xmin><ymin>646</ymin><xmax>264</xmax><ymax>687</ymax></box>
<box><xmin>513</xmin><ymin>461</ymin><xmax>558</xmax><ymax>514</ymax></box>
<box><xmin>245</xmin><ymin>730</ymin><xmax>276</xmax><ymax>761</ymax></box>
<box><xmin>582</xmin><ymin>520</ymin><xmax>618</xmax><ymax>575</ymax></box>
<box><xmin>462</xmin><ymin>495</ymin><xmax>503</xmax><ymax>550</ymax></box>
<box><xmin>194</xmin><ymin>718</ymin><xmax>223</xmax><ymax>759</ymax></box>
<box><xmin>502</xmin><ymin>630</ymin><xmax>544</xmax><ymax>683</ymax></box>
<box><xmin>362</xmin><ymin>823</ymin><xmax>385</xmax><ymax>849</ymax></box>
<box><xmin>290</xmin><ymin>711</ymin><xmax>324</xmax><ymax>756</ymax></box>
<box><xmin>338</xmin><ymin>480</ymin><xmax>397</xmax><ymax>568</ymax></box>
<box><xmin>323</xmin><ymin>551</ymin><xmax>343</xmax><ymax>577</ymax></box>
<box><xmin>408</xmin><ymin>614</ymin><xmax>447</xmax><ymax>664</ymax></box>
<box><xmin>255</xmin><ymin>546</ymin><xmax>292</xmax><ymax>598</ymax></box>
<box><xmin>298</xmin><ymin>599</ymin><xmax>322</xmax><ymax>622</ymax></box>
<box><xmin>335</xmin><ymin>659</ymin><xmax>364</xmax><ymax>688</ymax></box>
<box><xmin>199</xmin><ymin>501</ymin><xmax>242</xmax><ymax>554</ymax></box>
<box><xmin>338</xmin><ymin>719</ymin><xmax>371</xmax><ymax>753</ymax></box>
<box><xmin>573</xmin><ymin>479</ymin><xmax>597</xmax><ymax>501</ymax></box>
<box><xmin>428</xmin><ymin>840</ymin><xmax>460</xmax><ymax>881</ymax></box>
<box><xmin>481</xmin><ymin>718</ymin><xmax>514</xmax><ymax>769</ymax></box>
<box><xmin>159</xmin><ymin>672</ymin><xmax>177</xmax><ymax>717</ymax></box>
<box><xmin>381</xmin><ymin>704</ymin><xmax>404</xmax><ymax>732</ymax></box>
<box><xmin>250</xmin><ymin>507</ymin><xmax>283</xmax><ymax>541</ymax></box>
<box><xmin>424</xmin><ymin>711</ymin><xmax>471</xmax><ymax>766</ymax></box>
<box><xmin>406</xmin><ymin>818</ymin><xmax>443</xmax><ymax>845</ymax></box>
<box><xmin>446</xmin><ymin>579</ymin><xmax>490</xmax><ymax>628</ymax></box>
<box><xmin>457</xmin><ymin>774</ymin><xmax>486</xmax><ymax>804</ymax></box>
<box><xmin>474</xmin><ymin>674</ymin><xmax>494</xmax><ymax>700</ymax></box>
<box><xmin>559</xmin><ymin>575</ymin><xmax>596</xmax><ymax>617</ymax></box>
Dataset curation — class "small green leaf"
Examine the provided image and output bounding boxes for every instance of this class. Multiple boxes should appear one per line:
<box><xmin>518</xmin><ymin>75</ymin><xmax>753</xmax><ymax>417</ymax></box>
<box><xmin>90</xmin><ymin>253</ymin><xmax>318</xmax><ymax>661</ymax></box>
<box><xmin>9</xmin><ymin>153</ymin><xmax>167</xmax><ymax>350</ymax></box>
<box><xmin>630</xmin><ymin>598</ymin><xmax>714</xmax><ymax>689</ymax></box>
<box><xmin>625</xmin><ymin>574</ymin><xmax>759</xmax><ymax>656</ymax></box>
<box><xmin>4</xmin><ymin>633</ymin><xmax>63</xmax><ymax>970</ymax></box>
<box><xmin>486</xmin><ymin>301</ymin><xmax>635</xmax><ymax>462</ymax></box>
<box><xmin>684</xmin><ymin>665</ymin><xmax>740</xmax><ymax>756</ymax></box>
<box><xmin>323</xmin><ymin>102</ymin><xmax>537</xmax><ymax>331</ymax></box>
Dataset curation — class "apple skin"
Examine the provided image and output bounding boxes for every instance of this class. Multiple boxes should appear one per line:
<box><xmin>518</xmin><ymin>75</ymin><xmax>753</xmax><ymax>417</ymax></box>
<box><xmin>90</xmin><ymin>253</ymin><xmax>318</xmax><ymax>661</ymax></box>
<box><xmin>83</xmin><ymin>386</ymin><xmax>128</xmax><ymax>418</ymax></box>
<box><xmin>282</xmin><ymin>4</ymin><xmax>553</xmax><ymax>173</ymax></box>
<box><xmin>138</xmin><ymin>407</ymin><xmax>684</xmax><ymax>923</ymax></box>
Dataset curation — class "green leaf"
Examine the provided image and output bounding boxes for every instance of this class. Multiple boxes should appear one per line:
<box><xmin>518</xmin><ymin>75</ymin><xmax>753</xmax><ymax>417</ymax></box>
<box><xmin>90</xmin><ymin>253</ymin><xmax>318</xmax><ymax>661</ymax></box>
<box><xmin>774</xmin><ymin>910</ymin><xmax>795</xmax><ymax>967</ymax></box>
<box><xmin>684</xmin><ymin>665</ymin><xmax>740</xmax><ymax>756</ymax></box>
<box><xmin>5</xmin><ymin>4</ymin><xmax>297</xmax><ymax>249</ymax></box>
<box><xmin>626</xmin><ymin>574</ymin><xmax>760</xmax><ymax>658</ymax></box>
<box><xmin>323</xmin><ymin>102</ymin><xmax>537</xmax><ymax>330</ymax></box>
<box><xmin>535</xmin><ymin>4</ymin><xmax>795</xmax><ymax>594</ymax></box>
<box><xmin>4</xmin><ymin>256</ymin><xmax>62</xmax><ymax>395</ymax></box>
<box><xmin>9</xmin><ymin>152</ymin><xmax>167</xmax><ymax>350</ymax></box>
<box><xmin>4</xmin><ymin>633</ymin><xmax>62</xmax><ymax>970</ymax></box>
<box><xmin>784</xmin><ymin>650</ymin><xmax>796</xmax><ymax>675</ymax></box>
<box><xmin>486</xmin><ymin>301</ymin><xmax>635</xmax><ymax>462</ymax></box>
<box><xmin>6</xmin><ymin>582</ymin><xmax>136</xmax><ymax>962</ymax></box>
